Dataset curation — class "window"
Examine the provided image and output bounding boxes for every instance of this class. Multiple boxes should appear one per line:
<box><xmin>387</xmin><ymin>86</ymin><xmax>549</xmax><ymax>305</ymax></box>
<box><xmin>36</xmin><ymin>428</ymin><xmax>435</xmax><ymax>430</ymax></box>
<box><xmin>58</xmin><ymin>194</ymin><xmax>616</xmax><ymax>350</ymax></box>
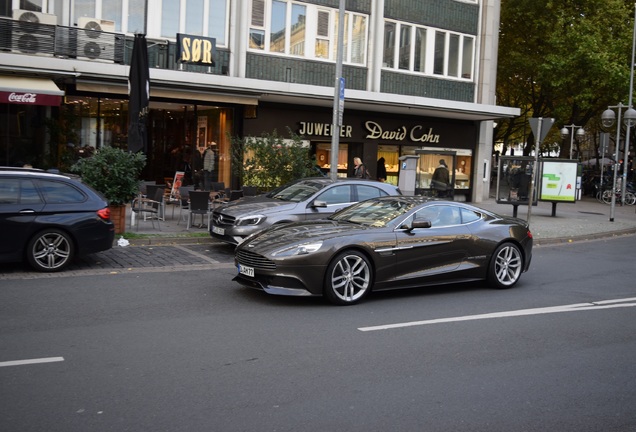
<box><xmin>433</xmin><ymin>31</ymin><xmax>446</xmax><ymax>75</ymax></box>
<box><xmin>382</xmin><ymin>21</ymin><xmax>395</xmax><ymax>67</ymax></box>
<box><xmin>398</xmin><ymin>25</ymin><xmax>411</xmax><ymax>70</ymax></box>
<box><xmin>186</xmin><ymin>0</ymin><xmax>205</xmax><ymax>35</ymax></box>
<box><xmin>461</xmin><ymin>36</ymin><xmax>474</xmax><ymax>79</ymax></box>
<box><xmin>356</xmin><ymin>185</ymin><xmax>387</xmax><ymax>201</ymax></box>
<box><xmin>161</xmin><ymin>2</ymin><xmax>181</xmax><ymax>37</ymax></box>
<box><xmin>448</xmin><ymin>34</ymin><xmax>459</xmax><ymax>77</ymax></box>
<box><xmin>460</xmin><ymin>208</ymin><xmax>481</xmax><ymax>224</ymax></box>
<box><xmin>102</xmin><ymin>0</ymin><xmax>123</xmax><ymax>31</ymax></box>
<box><xmin>384</xmin><ymin>19</ymin><xmax>474</xmax><ymax>81</ymax></box>
<box><xmin>159</xmin><ymin>0</ymin><xmax>230</xmax><ymax>46</ymax></box>
<box><xmin>249</xmin><ymin>0</ymin><xmax>367</xmax><ymax>65</ymax></box>
<box><xmin>0</xmin><ymin>179</ymin><xmax>19</xmax><ymax>204</ymax></box>
<box><xmin>40</xmin><ymin>181</ymin><xmax>86</xmax><ymax>204</ymax></box>
<box><xmin>208</xmin><ymin>0</ymin><xmax>228</xmax><ymax>45</ymax></box>
<box><xmin>270</xmin><ymin>0</ymin><xmax>286</xmax><ymax>53</ymax></box>
<box><xmin>413</xmin><ymin>27</ymin><xmax>426</xmax><ymax>73</ymax></box>
<box><xmin>318</xmin><ymin>185</ymin><xmax>352</xmax><ymax>205</ymax></box>
<box><xmin>315</xmin><ymin>9</ymin><xmax>330</xmax><ymax>58</ymax></box>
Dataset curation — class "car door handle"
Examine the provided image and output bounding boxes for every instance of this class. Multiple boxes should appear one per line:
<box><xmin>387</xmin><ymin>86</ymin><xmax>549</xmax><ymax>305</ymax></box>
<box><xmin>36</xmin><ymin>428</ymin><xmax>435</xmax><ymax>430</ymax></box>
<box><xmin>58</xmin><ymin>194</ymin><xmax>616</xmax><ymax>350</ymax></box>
<box><xmin>19</xmin><ymin>210</ymin><xmax>36</xmax><ymax>214</ymax></box>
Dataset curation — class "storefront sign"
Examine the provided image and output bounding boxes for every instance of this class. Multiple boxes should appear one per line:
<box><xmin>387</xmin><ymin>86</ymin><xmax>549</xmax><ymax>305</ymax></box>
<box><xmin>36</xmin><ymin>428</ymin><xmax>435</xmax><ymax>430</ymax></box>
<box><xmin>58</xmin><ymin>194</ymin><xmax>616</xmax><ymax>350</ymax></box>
<box><xmin>298</xmin><ymin>122</ymin><xmax>352</xmax><ymax>137</ymax></box>
<box><xmin>177</xmin><ymin>33</ymin><xmax>216</xmax><ymax>65</ymax></box>
<box><xmin>365</xmin><ymin>121</ymin><xmax>440</xmax><ymax>143</ymax></box>
<box><xmin>1</xmin><ymin>91</ymin><xmax>61</xmax><ymax>106</ymax></box>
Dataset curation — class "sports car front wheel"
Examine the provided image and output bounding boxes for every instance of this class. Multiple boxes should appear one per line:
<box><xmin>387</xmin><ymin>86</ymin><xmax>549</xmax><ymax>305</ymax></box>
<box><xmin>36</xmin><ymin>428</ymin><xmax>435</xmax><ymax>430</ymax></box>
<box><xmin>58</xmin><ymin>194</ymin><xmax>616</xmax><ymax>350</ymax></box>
<box><xmin>324</xmin><ymin>251</ymin><xmax>372</xmax><ymax>305</ymax></box>
<box><xmin>488</xmin><ymin>242</ymin><xmax>523</xmax><ymax>289</ymax></box>
<box><xmin>26</xmin><ymin>229</ymin><xmax>75</xmax><ymax>272</ymax></box>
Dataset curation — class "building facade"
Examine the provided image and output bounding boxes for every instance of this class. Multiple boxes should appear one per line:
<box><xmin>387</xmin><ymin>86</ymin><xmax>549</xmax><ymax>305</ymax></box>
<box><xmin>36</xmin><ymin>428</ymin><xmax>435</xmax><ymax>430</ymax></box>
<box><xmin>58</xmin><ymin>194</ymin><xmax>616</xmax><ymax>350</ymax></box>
<box><xmin>0</xmin><ymin>0</ymin><xmax>518</xmax><ymax>202</ymax></box>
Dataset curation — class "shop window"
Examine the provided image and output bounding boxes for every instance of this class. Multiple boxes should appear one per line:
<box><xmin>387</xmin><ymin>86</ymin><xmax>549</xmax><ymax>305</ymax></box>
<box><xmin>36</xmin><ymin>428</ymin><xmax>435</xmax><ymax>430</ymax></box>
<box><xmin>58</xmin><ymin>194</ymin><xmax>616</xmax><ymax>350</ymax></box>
<box><xmin>315</xmin><ymin>143</ymin><xmax>348</xmax><ymax>178</ymax></box>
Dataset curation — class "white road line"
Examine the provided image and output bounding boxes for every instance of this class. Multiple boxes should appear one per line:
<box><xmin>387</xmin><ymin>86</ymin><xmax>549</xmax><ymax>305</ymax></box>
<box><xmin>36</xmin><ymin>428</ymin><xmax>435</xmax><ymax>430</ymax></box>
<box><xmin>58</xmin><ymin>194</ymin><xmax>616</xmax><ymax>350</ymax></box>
<box><xmin>0</xmin><ymin>357</ymin><xmax>65</xmax><ymax>368</ymax></box>
<box><xmin>358</xmin><ymin>298</ymin><xmax>636</xmax><ymax>332</ymax></box>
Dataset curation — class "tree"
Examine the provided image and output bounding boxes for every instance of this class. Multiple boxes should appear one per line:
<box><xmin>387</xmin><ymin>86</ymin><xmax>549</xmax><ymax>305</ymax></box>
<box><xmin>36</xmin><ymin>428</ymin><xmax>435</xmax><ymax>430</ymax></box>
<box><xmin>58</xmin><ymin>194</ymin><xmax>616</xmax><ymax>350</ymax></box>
<box><xmin>231</xmin><ymin>129</ymin><xmax>319</xmax><ymax>190</ymax></box>
<box><xmin>496</xmin><ymin>0</ymin><xmax>634</xmax><ymax>159</ymax></box>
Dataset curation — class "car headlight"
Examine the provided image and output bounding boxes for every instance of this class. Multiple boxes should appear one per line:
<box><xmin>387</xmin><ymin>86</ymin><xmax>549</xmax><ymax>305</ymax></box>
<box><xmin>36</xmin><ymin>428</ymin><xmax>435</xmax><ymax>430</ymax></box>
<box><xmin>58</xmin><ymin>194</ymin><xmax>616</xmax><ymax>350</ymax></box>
<box><xmin>271</xmin><ymin>241</ymin><xmax>323</xmax><ymax>257</ymax></box>
<box><xmin>236</xmin><ymin>214</ymin><xmax>266</xmax><ymax>226</ymax></box>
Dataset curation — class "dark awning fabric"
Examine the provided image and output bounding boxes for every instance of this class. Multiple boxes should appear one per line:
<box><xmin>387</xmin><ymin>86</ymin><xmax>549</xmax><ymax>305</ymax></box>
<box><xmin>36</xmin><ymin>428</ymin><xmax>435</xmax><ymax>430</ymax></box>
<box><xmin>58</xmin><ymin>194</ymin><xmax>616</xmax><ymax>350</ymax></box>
<box><xmin>0</xmin><ymin>76</ymin><xmax>64</xmax><ymax>106</ymax></box>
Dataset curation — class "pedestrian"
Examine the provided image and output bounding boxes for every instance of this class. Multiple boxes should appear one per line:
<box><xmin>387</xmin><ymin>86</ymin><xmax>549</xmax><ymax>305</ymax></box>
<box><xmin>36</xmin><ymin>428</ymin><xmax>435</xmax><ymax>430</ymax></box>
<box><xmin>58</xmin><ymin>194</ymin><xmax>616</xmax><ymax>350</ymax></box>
<box><xmin>203</xmin><ymin>142</ymin><xmax>217</xmax><ymax>191</ymax></box>
<box><xmin>353</xmin><ymin>157</ymin><xmax>370</xmax><ymax>179</ymax></box>
<box><xmin>431</xmin><ymin>159</ymin><xmax>450</xmax><ymax>197</ymax></box>
<box><xmin>376</xmin><ymin>157</ymin><xmax>387</xmax><ymax>182</ymax></box>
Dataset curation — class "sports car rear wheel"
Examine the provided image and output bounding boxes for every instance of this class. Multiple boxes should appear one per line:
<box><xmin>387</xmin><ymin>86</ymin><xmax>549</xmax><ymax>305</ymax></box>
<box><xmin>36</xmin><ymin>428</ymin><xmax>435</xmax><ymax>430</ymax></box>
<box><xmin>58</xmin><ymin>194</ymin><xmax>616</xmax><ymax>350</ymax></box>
<box><xmin>488</xmin><ymin>242</ymin><xmax>523</xmax><ymax>289</ymax></box>
<box><xmin>324</xmin><ymin>251</ymin><xmax>372</xmax><ymax>305</ymax></box>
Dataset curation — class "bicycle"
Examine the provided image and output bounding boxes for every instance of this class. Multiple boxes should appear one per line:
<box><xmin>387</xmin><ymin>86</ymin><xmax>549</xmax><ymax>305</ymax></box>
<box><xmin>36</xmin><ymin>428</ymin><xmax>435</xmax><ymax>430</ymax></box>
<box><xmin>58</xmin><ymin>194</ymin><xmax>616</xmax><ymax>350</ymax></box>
<box><xmin>601</xmin><ymin>188</ymin><xmax>636</xmax><ymax>205</ymax></box>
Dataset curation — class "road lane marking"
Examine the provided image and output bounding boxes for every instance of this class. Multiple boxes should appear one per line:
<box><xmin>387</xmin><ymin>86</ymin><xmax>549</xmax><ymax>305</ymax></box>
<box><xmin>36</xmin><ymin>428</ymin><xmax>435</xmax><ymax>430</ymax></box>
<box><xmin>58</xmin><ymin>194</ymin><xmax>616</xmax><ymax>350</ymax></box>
<box><xmin>358</xmin><ymin>297</ymin><xmax>636</xmax><ymax>332</ymax></box>
<box><xmin>0</xmin><ymin>357</ymin><xmax>65</xmax><ymax>368</ymax></box>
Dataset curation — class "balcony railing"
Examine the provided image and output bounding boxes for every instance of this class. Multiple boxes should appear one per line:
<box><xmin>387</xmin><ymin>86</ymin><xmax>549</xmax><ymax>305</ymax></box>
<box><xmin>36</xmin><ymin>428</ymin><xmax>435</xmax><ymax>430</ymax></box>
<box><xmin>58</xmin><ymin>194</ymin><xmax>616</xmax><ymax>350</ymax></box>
<box><xmin>0</xmin><ymin>17</ymin><xmax>229</xmax><ymax>75</ymax></box>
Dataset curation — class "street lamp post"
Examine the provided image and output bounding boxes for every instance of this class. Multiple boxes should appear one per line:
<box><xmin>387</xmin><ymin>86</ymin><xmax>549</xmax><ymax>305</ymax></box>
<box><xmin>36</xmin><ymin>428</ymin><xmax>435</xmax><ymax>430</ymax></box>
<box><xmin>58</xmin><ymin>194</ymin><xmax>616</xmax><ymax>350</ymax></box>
<box><xmin>600</xmin><ymin>103</ymin><xmax>636</xmax><ymax>219</ymax></box>
<box><xmin>560</xmin><ymin>124</ymin><xmax>585</xmax><ymax>160</ymax></box>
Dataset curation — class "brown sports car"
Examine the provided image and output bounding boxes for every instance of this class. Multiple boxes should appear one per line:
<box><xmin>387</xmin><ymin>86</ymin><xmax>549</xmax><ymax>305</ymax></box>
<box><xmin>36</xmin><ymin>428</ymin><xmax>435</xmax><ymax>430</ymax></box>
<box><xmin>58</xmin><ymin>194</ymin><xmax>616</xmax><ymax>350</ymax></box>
<box><xmin>234</xmin><ymin>196</ymin><xmax>533</xmax><ymax>305</ymax></box>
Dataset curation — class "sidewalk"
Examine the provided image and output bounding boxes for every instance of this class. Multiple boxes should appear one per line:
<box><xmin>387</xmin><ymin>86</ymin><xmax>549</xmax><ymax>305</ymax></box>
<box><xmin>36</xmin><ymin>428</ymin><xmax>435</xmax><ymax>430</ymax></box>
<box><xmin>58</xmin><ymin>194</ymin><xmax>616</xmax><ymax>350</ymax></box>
<box><xmin>120</xmin><ymin>195</ymin><xmax>636</xmax><ymax>247</ymax></box>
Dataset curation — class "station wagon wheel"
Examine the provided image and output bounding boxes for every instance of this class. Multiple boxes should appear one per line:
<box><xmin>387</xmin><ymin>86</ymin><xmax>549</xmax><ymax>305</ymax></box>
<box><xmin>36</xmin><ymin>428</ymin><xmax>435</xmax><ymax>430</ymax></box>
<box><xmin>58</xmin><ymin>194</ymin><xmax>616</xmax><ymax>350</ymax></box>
<box><xmin>324</xmin><ymin>250</ymin><xmax>372</xmax><ymax>305</ymax></box>
<box><xmin>488</xmin><ymin>242</ymin><xmax>523</xmax><ymax>289</ymax></box>
<box><xmin>26</xmin><ymin>229</ymin><xmax>75</xmax><ymax>272</ymax></box>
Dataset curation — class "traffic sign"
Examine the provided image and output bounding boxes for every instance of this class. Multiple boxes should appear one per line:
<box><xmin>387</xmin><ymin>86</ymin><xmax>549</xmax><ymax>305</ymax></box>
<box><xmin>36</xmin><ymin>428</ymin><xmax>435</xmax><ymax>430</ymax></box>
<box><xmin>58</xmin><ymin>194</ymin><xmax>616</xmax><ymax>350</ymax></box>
<box><xmin>528</xmin><ymin>117</ymin><xmax>555</xmax><ymax>142</ymax></box>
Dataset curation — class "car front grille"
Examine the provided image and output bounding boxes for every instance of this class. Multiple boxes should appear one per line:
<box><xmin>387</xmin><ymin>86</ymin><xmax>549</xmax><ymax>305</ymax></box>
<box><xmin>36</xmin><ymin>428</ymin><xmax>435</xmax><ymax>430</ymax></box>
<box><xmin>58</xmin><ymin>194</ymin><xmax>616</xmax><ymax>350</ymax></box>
<box><xmin>212</xmin><ymin>211</ymin><xmax>236</xmax><ymax>226</ymax></box>
<box><xmin>236</xmin><ymin>249</ymin><xmax>277</xmax><ymax>270</ymax></box>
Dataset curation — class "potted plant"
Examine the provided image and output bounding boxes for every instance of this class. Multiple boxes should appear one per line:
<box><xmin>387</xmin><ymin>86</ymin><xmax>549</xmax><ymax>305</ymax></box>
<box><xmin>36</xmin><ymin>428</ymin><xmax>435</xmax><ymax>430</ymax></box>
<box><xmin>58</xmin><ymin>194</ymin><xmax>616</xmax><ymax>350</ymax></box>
<box><xmin>72</xmin><ymin>146</ymin><xmax>146</xmax><ymax>234</ymax></box>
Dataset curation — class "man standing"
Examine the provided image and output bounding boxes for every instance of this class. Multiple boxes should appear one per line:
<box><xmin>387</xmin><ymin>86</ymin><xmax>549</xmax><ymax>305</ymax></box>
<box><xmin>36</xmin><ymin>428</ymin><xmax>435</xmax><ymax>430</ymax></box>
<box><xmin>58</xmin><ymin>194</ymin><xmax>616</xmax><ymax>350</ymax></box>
<box><xmin>432</xmin><ymin>159</ymin><xmax>450</xmax><ymax>197</ymax></box>
<box><xmin>203</xmin><ymin>142</ymin><xmax>217</xmax><ymax>191</ymax></box>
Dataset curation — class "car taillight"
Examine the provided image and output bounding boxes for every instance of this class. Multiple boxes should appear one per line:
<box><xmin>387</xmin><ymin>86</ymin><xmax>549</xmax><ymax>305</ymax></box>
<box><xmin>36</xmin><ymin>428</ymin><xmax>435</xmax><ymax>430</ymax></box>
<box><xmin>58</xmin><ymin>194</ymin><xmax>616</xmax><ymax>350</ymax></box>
<box><xmin>97</xmin><ymin>207</ymin><xmax>111</xmax><ymax>221</ymax></box>
<box><xmin>527</xmin><ymin>230</ymin><xmax>533</xmax><ymax>239</ymax></box>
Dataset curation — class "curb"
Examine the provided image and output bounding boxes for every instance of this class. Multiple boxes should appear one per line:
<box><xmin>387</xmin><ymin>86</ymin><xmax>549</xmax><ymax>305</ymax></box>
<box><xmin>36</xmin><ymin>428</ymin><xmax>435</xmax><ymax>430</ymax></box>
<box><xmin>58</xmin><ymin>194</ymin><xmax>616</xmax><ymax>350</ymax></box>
<box><xmin>533</xmin><ymin>228</ymin><xmax>636</xmax><ymax>246</ymax></box>
<box><xmin>116</xmin><ymin>229</ymin><xmax>636</xmax><ymax>248</ymax></box>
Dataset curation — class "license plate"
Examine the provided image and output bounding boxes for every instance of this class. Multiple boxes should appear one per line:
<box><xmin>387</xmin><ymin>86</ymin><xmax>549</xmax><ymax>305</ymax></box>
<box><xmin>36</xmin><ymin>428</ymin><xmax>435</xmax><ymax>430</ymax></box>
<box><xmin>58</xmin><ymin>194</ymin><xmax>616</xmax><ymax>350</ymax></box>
<box><xmin>212</xmin><ymin>225</ymin><xmax>225</xmax><ymax>235</ymax></box>
<box><xmin>238</xmin><ymin>264</ymin><xmax>254</xmax><ymax>277</ymax></box>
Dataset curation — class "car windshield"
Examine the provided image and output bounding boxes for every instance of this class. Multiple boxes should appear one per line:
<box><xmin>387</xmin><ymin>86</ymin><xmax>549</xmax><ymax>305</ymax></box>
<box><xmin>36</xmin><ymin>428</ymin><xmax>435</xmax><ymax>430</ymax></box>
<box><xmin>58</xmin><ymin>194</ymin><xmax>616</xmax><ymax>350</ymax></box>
<box><xmin>330</xmin><ymin>199</ymin><xmax>417</xmax><ymax>227</ymax></box>
<box><xmin>267</xmin><ymin>181</ymin><xmax>325</xmax><ymax>202</ymax></box>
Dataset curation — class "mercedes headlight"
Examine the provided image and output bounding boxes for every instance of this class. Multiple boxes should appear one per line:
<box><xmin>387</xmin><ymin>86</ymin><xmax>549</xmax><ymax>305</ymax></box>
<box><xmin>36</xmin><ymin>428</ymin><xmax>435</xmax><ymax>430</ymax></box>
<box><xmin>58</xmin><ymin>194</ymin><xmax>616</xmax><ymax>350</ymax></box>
<box><xmin>271</xmin><ymin>241</ymin><xmax>323</xmax><ymax>257</ymax></box>
<box><xmin>236</xmin><ymin>214</ymin><xmax>266</xmax><ymax>226</ymax></box>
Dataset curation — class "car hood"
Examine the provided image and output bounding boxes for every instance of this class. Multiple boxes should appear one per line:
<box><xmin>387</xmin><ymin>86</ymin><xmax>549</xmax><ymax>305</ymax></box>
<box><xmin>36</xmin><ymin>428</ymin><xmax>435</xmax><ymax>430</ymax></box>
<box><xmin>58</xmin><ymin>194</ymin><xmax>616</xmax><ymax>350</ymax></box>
<box><xmin>217</xmin><ymin>196</ymin><xmax>299</xmax><ymax>216</ymax></box>
<box><xmin>242</xmin><ymin>220</ymin><xmax>372</xmax><ymax>252</ymax></box>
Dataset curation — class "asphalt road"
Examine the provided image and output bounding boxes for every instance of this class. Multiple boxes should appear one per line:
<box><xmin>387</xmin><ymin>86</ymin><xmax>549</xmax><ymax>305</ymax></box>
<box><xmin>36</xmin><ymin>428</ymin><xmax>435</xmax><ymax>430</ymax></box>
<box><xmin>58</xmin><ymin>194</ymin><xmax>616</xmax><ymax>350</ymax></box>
<box><xmin>1</xmin><ymin>236</ymin><xmax>635</xmax><ymax>431</ymax></box>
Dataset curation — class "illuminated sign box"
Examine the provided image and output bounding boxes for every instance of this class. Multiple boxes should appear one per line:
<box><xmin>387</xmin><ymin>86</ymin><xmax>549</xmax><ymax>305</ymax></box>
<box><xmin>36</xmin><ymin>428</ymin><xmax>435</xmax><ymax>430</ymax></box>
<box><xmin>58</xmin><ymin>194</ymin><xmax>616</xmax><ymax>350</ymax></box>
<box><xmin>176</xmin><ymin>33</ymin><xmax>216</xmax><ymax>66</ymax></box>
<box><xmin>540</xmin><ymin>160</ymin><xmax>578</xmax><ymax>203</ymax></box>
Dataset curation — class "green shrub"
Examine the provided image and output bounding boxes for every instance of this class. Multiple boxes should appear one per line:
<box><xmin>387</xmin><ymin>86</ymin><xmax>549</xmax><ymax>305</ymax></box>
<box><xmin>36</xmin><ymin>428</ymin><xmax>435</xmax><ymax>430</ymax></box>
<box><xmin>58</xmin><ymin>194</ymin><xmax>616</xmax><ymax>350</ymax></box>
<box><xmin>71</xmin><ymin>146</ymin><xmax>146</xmax><ymax>205</ymax></box>
<box><xmin>231</xmin><ymin>129</ymin><xmax>319</xmax><ymax>190</ymax></box>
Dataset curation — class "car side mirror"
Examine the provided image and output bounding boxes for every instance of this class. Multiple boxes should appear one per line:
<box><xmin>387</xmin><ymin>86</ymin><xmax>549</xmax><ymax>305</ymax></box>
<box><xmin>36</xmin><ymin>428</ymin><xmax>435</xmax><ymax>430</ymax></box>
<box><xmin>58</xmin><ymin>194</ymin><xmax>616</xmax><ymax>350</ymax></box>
<box><xmin>401</xmin><ymin>220</ymin><xmax>432</xmax><ymax>231</ymax></box>
<box><xmin>312</xmin><ymin>200</ymin><xmax>327</xmax><ymax>208</ymax></box>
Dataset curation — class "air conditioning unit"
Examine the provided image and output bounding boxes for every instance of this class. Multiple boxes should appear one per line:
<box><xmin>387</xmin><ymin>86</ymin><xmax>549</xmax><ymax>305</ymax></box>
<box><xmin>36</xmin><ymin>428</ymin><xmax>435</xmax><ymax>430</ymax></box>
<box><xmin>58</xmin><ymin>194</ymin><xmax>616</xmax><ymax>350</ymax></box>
<box><xmin>76</xmin><ymin>17</ymin><xmax>118</xmax><ymax>61</ymax></box>
<box><xmin>78</xmin><ymin>17</ymin><xmax>115</xmax><ymax>34</ymax></box>
<box><xmin>11</xmin><ymin>9</ymin><xmax>57</xmax><ymax>55</ymax></box>
<box><xmin>13</xmin><ymin>9</ymin><xmax>58</xmax><ymax>25</ymax></box>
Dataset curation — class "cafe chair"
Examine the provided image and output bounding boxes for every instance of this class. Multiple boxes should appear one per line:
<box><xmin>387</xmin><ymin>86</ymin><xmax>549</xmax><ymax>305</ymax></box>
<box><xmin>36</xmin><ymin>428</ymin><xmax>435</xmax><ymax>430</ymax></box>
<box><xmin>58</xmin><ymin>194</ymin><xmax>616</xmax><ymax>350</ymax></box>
<box><xmin>130</xmin><ymin>188</ymin><xmax>164</xmax><ymax>231</ymax></box>
<box><xmin>187</xmin><ymin>190</ymin><xmax>212</xmax><ymax>230</ymax></box>
<box><xmin>177</xmin><ymin>186</ymin><xmax>194</xmax><ymax>225</ymax></box>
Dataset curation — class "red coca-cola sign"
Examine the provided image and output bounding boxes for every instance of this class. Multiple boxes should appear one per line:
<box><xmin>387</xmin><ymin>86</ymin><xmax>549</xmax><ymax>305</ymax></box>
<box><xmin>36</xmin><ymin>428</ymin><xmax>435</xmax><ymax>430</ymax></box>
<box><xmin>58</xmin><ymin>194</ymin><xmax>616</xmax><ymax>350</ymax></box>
<box><xmin>1</xmin><ymin>91</ymin><xmax>61</xmax><ymax>106</ymax></box>
<box><xmin>8</xmin><ymin>92</ymin><xmax>37</xmax><ymax>103</ymax></box>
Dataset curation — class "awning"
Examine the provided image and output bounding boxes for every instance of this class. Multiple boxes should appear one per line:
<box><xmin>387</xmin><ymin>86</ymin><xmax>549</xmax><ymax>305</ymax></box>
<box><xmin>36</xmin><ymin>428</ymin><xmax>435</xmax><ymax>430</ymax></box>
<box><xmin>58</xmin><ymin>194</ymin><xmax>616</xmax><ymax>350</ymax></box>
<box><xmin>76</xmin><ymin>81</ymin><xmax>259</xmax><ymax>106</ymax></box>
<box><xmin>0</xmin><ymin>76</ymin><xmax>64</xmax><ymax>106</ymax></box>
